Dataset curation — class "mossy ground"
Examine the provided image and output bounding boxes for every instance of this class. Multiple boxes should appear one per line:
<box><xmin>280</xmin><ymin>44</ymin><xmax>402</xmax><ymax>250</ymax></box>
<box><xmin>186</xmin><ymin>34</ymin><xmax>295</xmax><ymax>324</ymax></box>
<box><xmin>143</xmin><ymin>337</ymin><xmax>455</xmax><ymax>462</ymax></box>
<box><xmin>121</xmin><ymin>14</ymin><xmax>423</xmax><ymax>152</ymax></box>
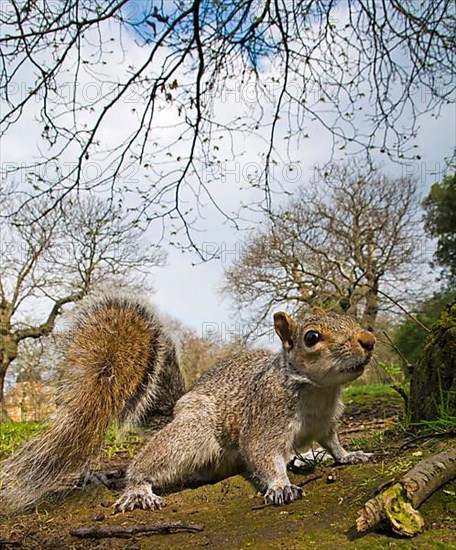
<box><xmin>1</xmin><ymin>385</ymin><xmax>455</xmax><ymax>549</ymax></box>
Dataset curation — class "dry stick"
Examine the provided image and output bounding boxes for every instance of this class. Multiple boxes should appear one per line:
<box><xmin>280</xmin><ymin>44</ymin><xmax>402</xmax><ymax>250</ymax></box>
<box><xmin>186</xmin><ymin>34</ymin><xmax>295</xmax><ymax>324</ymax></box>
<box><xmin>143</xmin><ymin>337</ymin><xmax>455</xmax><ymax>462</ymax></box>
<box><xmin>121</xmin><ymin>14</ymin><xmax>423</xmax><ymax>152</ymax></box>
<box><xmin>382</xmin><ymin>330</ymin><xmax>413</xmax><ymax>368</ymax></box>
<box><xmin>367</xmin><ymin>285</ymin><xmax>430</xmax><ymax>333</ymax></box>
<box><xmin>296</xmin><ymin>472</ymin><xmax>323</xmax><ymax>487</ymax></box>
<box><xmin>376</xmin><ymin>330</ymin><xmax>411</xmax><ymax>408</ymax></box>
<box><xmin>70</xmin><ymin>521</ymin><xmax>204</xmax><ymax>539</ymax></box>
<box><xmin>356</xmin><ymin>450</ymin><xmax>456</xmax><ymax>537</ymax></box>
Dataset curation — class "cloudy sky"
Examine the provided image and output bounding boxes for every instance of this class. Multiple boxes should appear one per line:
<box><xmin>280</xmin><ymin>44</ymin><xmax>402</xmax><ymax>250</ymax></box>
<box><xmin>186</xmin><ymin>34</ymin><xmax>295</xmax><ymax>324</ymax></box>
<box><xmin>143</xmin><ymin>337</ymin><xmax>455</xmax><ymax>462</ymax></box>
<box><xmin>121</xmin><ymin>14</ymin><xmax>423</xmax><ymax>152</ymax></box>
<box><xmin>2</xmin><ymin>3</ymin><xmax>455</xmax><ymax>349</ymax></box>
<box><xmin>151</xmin><ymin>111</ymin><xmax>454</xmax><ymax>344</ymax></box>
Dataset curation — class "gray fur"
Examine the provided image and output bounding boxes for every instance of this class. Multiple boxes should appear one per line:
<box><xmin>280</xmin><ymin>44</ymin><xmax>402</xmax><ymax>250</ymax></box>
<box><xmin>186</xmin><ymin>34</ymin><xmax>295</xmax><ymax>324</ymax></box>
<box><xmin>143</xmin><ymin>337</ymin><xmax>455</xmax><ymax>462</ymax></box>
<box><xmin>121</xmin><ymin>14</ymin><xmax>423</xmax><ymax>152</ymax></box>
<box><xmin>114</xmin><ymin>310</ymin><xmax>375</xmax><ymax>512</ymax></box>
<box><xmin>1</xmin><ymin>298</ymin><xmax>374</xmax><ymax>514</ymax></box>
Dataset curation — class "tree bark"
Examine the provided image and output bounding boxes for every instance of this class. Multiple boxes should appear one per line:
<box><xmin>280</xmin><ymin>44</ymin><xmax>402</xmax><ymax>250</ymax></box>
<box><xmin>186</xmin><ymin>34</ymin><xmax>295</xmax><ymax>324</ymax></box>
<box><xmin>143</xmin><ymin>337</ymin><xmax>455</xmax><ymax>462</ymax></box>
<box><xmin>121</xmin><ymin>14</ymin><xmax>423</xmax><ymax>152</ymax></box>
<box><xmin>0</xmin><ymin>340</ymin><xmax>16</xmax><ymax>421</ymax></box>
<box><xmin>409</xmin><ymin>299</ymin><xmax>456</xmax><ymax>423</ymax></box>
<box><xmin>361</xmin><ymin>282</ymin><xmax>379</xmax><ymax>331</ymax></box>
<box><xmin>0</xmin><ymin>363</ymin><xmax>10</xmax><ymax>421</ymax></box>
<box><xmin>357</xmin><ymin>450</ymin><xmax>456</xmax><ymax>537</ymax></box>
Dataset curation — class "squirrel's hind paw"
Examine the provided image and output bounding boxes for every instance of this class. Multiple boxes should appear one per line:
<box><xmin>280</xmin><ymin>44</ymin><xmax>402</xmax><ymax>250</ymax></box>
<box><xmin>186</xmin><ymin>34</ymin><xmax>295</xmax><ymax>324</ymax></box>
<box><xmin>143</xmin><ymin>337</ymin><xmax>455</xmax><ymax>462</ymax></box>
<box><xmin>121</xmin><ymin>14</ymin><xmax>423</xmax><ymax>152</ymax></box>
<box><xmin>264</xmin><ymin>484</ymin><xmax>303</xmax><ymax>506</ymax></box>
<box><xmin>113</xmin><ymin>484</ymin><xmax>165</xmax><ymax>513</ymax></box>
<box><xmin>337</xmin><ymin>450</ymin><xmax>373</xmax><ymax>464</ymax></box>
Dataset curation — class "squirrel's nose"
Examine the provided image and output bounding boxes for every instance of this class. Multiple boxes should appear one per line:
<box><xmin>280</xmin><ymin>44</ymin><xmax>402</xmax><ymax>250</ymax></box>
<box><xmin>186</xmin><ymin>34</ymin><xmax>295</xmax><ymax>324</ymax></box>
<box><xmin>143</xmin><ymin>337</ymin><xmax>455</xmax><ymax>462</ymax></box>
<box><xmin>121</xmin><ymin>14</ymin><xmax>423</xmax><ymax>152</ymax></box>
<box><xmin>357</xmin><ymin>331</ymin><xmax>376</xmax><ymax>352</ymax></box>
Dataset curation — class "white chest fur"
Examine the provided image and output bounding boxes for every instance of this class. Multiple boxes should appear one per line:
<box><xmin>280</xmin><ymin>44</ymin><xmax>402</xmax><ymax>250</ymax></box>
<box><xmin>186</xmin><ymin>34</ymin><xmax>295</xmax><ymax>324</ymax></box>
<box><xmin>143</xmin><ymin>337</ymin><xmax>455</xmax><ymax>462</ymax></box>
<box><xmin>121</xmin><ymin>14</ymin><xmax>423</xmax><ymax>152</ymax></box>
<box><xmin>292</xmin><ymin>385</ymin><xmax>342</xmax><ymax>450</ymax></box>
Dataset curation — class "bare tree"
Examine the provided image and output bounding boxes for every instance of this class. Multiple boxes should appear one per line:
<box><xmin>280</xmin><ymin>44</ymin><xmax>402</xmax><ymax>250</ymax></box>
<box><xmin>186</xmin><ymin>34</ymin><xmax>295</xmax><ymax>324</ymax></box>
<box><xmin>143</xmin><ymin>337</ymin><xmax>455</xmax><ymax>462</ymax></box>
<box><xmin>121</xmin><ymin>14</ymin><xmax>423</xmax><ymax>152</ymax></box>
<box><xmin>0</xmin><ymin>189</ymin><xmax>165</xmax><ymax>418</ymax></box>
<box><xmin>223</xmin><ymin>161</ymin><xmax>424</xmax><ymax>335</ymax></box>
<box><xmin>0</xmin><ymin>1</ymin><xmax>454</xmax><ymax>249</ymax></box>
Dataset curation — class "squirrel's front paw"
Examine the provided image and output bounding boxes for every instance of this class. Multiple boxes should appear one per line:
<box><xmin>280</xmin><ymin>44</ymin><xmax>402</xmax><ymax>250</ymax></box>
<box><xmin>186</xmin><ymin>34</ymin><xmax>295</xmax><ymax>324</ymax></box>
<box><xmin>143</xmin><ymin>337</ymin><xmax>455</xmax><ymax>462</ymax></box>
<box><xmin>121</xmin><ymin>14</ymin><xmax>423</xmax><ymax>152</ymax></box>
<box><xmin>113</xmin><ymin>484</ymin><xmax>165</xmax><ymax>513</ymax></box>
<box><xmin>264</xmin><ymin>484</ymin><xmax>303</xmax><ymax>505</ymax></box>
<box><xmin>337</xmin><ymin>450</ymin><xmax>373</xmax><ymax>464</ymax></box>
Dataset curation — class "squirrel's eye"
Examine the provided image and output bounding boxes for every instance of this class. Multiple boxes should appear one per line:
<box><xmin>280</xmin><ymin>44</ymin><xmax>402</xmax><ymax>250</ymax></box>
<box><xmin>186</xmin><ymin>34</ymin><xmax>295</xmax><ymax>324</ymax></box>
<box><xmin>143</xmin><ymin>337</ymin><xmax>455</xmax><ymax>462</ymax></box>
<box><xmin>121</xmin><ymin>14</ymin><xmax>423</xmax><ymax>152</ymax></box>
<box><xmin>304</xmin><ymin>330</ymin><xmax>321</xmax><ymax>347</ymax></box>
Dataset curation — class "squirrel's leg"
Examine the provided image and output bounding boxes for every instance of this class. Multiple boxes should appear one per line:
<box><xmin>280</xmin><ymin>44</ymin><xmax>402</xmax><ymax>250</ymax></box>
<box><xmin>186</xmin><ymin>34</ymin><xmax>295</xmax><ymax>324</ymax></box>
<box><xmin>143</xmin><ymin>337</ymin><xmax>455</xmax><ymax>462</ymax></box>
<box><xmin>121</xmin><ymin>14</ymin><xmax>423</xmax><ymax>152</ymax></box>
<box><xmin>243</xmin><ymin>440</ymin><xmax>303</xmax><ymax>506</ymax></box>
<box><xmin>317</xmin><ymin>423</ymin><xmax>373</xmax><ymax>464</ymax></box>
<box><xmin>114</xmin><ymin>413</ymin><xmax>220</xmax><ymax>513</ymax></box>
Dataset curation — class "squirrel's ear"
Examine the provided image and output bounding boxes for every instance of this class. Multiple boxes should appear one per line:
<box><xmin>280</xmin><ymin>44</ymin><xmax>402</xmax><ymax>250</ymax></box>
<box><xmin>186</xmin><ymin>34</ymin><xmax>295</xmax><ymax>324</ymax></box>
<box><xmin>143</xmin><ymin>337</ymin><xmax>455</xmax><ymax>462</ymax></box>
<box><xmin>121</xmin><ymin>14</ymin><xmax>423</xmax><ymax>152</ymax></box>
<box><xmin>312</xmin><ymin>306</ymin><xmax>326</xmax><ymax>316</ymax></box>
<box><xmin>273</xmin><ymin>312</ymin><xmax>296</xmax><ymax>350</ymax></box>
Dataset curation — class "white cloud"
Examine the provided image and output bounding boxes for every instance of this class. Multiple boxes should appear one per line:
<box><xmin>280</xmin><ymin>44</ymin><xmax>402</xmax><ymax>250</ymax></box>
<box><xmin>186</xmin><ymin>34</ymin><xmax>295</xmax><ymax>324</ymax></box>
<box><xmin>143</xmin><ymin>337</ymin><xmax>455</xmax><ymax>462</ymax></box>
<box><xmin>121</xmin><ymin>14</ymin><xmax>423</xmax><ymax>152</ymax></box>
<box><xmin>1</xmin><ymin>11</ymin><xmax>454</xmax><ymax>344</ymax></box>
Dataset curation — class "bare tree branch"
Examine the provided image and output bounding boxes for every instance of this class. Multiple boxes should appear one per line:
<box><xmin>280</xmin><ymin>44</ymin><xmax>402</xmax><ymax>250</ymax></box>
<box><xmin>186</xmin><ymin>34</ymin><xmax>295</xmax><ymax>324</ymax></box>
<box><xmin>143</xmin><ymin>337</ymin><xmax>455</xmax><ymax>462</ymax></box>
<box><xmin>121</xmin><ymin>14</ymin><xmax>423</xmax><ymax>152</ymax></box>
<box><xmin>0</xmin><ymin>1</ymin><xmax>454</xmax><ymax>249</ymax></box>
<box><xmin>14</xmin><ymin>292</ymin><xmax>84</xmax><ymax>342</ymax></box>
<box><xmin>223</xmin><ymin>160</ymin><xmax>426</xmax><ymax>337</ymax></box>
<box><xmin>0</xmin><ymin>187</ymin><xmax>165</xmax><ymax>418</ymax></box>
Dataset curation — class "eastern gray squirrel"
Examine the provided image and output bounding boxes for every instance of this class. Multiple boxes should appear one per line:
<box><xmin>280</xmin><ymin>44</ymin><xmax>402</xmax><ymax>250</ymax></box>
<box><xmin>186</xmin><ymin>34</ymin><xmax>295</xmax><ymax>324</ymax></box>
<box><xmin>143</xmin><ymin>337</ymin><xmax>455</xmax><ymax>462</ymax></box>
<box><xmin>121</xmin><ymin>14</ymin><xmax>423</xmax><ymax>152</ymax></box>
<box><xmin>0</xmin><ymin>293</ymin><xmax>375</xmax><ymax>512</ymax></box>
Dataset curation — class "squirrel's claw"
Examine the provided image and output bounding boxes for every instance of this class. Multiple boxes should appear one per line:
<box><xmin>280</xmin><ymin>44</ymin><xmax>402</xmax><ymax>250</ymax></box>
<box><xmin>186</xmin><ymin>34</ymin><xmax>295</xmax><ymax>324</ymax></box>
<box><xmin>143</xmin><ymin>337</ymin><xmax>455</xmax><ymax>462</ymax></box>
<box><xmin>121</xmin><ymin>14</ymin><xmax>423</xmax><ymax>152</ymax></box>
<box><xmin>336</xmin><ymin>450</ymin><xmax>373</xmax><ymax>464</ymax></box>
<box><xmin>113</xmin><ymin>484</ymin><xmax>165</xmax><ymax>513</ymax></box>
<box><xmin>264</xmin><ymin>484</ymin><xmax>303</xmax><ymax>505</ymax></box>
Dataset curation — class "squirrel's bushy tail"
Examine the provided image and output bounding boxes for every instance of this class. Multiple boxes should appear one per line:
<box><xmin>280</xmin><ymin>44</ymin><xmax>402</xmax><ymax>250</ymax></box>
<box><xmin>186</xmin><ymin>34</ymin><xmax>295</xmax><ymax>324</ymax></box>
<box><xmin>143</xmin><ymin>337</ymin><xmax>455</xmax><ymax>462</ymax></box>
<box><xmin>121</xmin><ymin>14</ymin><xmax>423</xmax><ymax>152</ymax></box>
<box><xmin>0</xmin><ymin>294</ymin><xmax>185</xmax><ymax>512</ymax></box>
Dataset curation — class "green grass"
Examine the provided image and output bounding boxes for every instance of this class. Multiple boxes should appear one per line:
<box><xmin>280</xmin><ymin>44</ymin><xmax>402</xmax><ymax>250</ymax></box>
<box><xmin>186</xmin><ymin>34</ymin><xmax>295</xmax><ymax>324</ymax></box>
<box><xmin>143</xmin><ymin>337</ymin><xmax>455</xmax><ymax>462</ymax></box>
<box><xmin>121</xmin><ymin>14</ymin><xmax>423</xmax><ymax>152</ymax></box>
<box><xmin>0</xmin><ymin>421</ymin><xmax>143</xmax><ymax>460</ymax></box>
<box><xmin>408</xmin><ymin>414</ymin><xmax>456</xmax><ymax>435</ymax></box>
<box><xmin>0</xmin><ymin>421</ymin><xmax>46</xmax><ymax>456</ymax></box>
<box><xmin>343</xmin><ymin>383</ymin><xmax>456</xmax><ymax>436</ymax></box>
<box><xmin>102</xmin><ymin>425</ymin><xmax>143</xmax><ymax>459</ymax></box>
<box><xmin>343</xmin><ymin>382</ymin><xmax>398</xmax><ymax>399</ymax></box>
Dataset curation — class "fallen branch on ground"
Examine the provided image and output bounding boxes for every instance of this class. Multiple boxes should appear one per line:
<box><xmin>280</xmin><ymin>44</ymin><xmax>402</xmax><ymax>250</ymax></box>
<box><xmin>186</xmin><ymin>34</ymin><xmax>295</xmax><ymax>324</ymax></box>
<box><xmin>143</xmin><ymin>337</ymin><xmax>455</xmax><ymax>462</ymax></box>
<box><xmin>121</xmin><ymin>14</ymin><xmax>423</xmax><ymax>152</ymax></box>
<box><xmin>356</xmin><ymin>450</ymin><xmax>456</xmax><ymax>537</ymax></box>
<box><xmin>70</xmin><ymin>521</ymin><xmax>204</xmax><ymax>539</ymax></box>
<box><xmin>296</xmin><ymin>472</ymin><xmax>323</xmax><ymax>487</ymax></box>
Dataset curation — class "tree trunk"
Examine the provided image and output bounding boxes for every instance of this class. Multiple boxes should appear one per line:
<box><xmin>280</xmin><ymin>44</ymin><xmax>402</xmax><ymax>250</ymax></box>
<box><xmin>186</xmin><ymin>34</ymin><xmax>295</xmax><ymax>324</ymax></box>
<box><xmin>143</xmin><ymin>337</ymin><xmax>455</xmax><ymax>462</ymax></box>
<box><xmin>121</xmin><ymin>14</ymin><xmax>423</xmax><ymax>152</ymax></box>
<box><xmin>0</xmin><ymin>336</ymin><xmax>18</xmax><ymax>420</ymax></box>
<box><xmin>0</xmin><ymin>361</ymin><xmax>11</xmax><ymax>421</ymax></box>
<box><xmin>409</xmin><ymin>299</ymin><xmax>456</xmax><ymax>423</ymax></box>
<box><xmin>361</xmin><ymin>284</ymin><xmax>379</xmax><ymax>331</ymax></box>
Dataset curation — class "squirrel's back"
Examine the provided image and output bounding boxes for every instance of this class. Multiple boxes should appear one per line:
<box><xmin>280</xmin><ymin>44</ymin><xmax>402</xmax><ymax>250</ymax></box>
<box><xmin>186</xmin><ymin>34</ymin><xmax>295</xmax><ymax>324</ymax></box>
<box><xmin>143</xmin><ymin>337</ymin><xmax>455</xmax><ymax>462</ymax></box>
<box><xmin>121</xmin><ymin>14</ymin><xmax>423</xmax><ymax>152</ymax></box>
<box><xmin>1</xmin><ymin>293</ymin><xmax>185</xmax><ymax>512</ymax></box>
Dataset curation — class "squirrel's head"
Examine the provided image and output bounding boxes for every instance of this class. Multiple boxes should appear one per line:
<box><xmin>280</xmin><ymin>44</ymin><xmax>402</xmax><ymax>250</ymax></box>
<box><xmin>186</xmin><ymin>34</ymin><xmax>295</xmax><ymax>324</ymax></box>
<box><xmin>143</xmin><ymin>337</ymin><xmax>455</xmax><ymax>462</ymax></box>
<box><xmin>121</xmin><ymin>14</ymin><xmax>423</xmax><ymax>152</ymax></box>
<box><xmin>273</xmin><ymin>309</ymin><xmax>375</xmax><ymax>387</ymax></box>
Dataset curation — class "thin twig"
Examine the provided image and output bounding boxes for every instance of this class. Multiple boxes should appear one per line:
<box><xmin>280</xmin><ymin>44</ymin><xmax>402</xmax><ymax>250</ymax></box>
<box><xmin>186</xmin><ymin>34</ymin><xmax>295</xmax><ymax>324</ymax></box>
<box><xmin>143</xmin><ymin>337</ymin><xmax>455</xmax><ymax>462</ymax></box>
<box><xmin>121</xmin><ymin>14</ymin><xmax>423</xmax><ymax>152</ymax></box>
<box><xmin>296</xmin><ymin>472</ymin><xmax>323</xmax><ymax>487</ymax></box>
<box><xmin>70</xmin><ymin>521</ymin><xmax>204</xmax><ymax>539</ymax></box>
<box><xmin>371</xmin><ymin>287</ymin><xmax>430</xmax><ymax>333</ymax></box>
<box><xmin>252</xmin><ymin>502</ymin><xmax>273</xmax><ymax>510</ymax></box>
<box><xmin>382</xmin><ymin>330</ymin><xmax>414</xmax><ymax>369</ymax></box>
<box><xmin>339</xmin><ymin>421</ymin><xmax>390</xmax><ymax>435</ymax></box>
